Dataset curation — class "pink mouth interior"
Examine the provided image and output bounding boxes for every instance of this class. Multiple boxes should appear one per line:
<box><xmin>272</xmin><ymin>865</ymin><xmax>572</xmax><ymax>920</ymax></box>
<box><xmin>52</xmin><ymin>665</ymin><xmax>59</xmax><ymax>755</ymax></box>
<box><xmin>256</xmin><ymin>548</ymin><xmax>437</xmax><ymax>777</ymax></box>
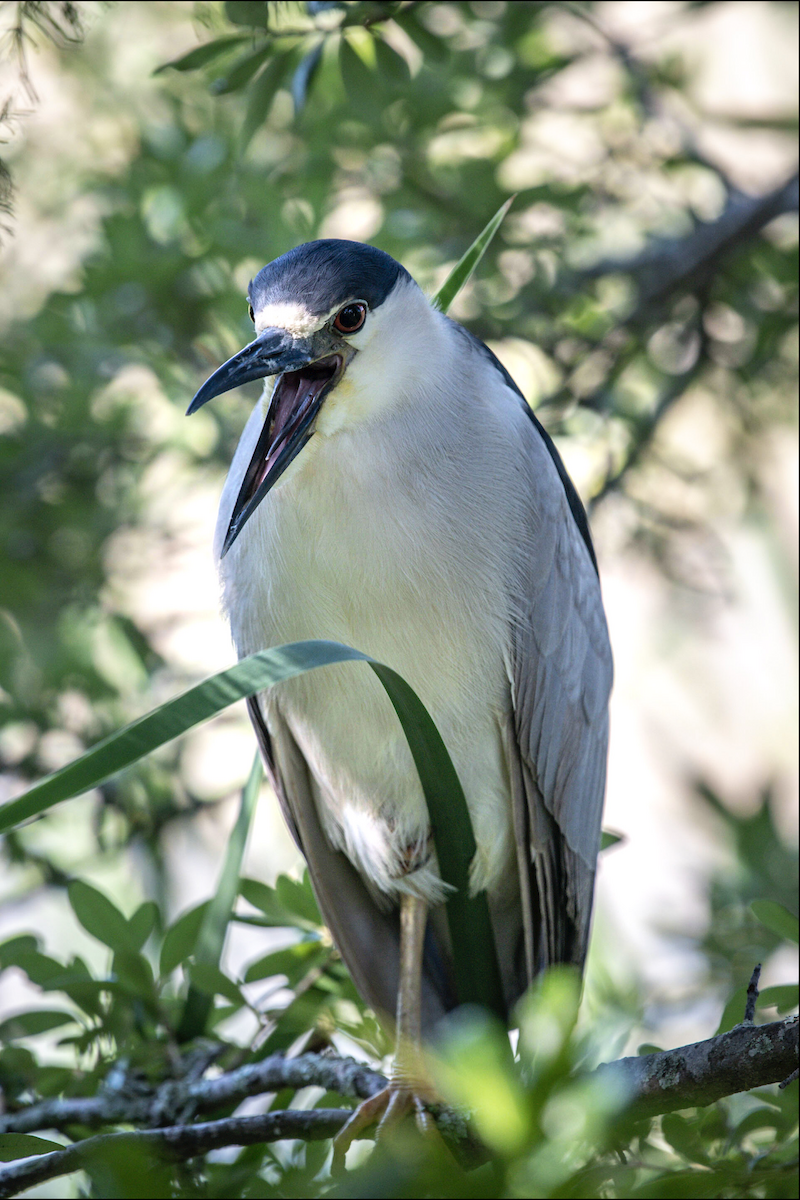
<box><xmin>257</xmin><ymin>357</ymin><xmax>340</xmax><ymax>491</ymax></box>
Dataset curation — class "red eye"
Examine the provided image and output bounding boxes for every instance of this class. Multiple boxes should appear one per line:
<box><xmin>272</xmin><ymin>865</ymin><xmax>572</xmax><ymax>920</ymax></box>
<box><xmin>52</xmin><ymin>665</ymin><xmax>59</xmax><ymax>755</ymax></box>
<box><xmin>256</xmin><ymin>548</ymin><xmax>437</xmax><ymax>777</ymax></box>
<box><xmin>333</xmin><ymin>303</ymin><xmax>367</xmax><ymax>334</ymax></box>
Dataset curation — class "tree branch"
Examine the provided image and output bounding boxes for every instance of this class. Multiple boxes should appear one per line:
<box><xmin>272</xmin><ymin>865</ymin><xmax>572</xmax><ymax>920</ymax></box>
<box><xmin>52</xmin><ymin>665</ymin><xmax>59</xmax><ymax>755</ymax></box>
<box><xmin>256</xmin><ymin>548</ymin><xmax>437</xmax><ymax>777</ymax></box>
<box><xmin>580</xmin><ymin>173</ymin><xmax>799</xmax><ymax>312</ymax></box>
<box><xmin>0</xmin><ymin>1019</ymin><xmax>796</xmax><ymax>1195</ymax></box>
<box><xmin>597</xmin><ymin>1016</ymin><xmax>799</xmax><ymax>1119</ymax></box>
<box><xmin>0</xmin><ymin>1050</ymin><xmax>387</xmax><ymax>1135</ymax></box>
<box><xmin>0</xmin><ymin>1108</ymin><xmax>353</xmax><ymax>1199</ymax></box>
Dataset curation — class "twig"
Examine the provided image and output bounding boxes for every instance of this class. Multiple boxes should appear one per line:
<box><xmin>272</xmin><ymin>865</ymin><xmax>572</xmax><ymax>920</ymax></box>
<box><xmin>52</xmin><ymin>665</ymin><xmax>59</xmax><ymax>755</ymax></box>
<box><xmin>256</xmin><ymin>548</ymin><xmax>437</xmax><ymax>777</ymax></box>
<box><xmin>744</xmin><ymin>964</ymin><xmax>762</xmax><ymax>1024</ymax></box>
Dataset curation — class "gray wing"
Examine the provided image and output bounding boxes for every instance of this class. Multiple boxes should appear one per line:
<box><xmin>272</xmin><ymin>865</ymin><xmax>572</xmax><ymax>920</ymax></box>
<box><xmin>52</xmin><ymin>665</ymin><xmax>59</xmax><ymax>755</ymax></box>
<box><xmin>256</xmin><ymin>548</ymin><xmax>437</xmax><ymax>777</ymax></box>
<box><xmin>246</xmin><ymin>696</ymin><xmax>456</xmax><ymax>1033</ymax></box>
<box><xmin>504</xmin><ymin>412</ymin><xmax>613</xmax><ymax>988</ymax></box>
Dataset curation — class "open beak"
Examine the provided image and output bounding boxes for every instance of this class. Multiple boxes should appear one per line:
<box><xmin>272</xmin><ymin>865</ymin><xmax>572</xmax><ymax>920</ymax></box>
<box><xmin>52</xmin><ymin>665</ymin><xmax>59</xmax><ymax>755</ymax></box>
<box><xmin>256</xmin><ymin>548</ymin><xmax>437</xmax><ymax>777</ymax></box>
<box><xmin>187</xmin><ymin>328</ymin><xmax>347</xmax><ymax>556</ymax></box>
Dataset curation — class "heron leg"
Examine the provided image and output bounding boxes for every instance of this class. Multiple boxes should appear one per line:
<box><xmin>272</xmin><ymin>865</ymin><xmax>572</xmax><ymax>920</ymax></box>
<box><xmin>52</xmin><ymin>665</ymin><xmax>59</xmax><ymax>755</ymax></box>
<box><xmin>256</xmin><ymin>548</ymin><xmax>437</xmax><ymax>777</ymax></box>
<box><xmin>332</xmin><ymin>893</ymin><xmax>441</xmax><ymax>1170</ymax></box>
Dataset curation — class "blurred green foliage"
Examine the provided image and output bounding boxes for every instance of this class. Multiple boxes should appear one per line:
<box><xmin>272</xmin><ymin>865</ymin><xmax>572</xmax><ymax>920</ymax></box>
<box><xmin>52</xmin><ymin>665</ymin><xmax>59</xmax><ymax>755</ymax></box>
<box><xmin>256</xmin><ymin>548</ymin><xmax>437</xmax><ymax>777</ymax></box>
<box><xmin>0</xmin><ymin>0</ymin><xmax>797</xmax><ymax>1195</ymax></box>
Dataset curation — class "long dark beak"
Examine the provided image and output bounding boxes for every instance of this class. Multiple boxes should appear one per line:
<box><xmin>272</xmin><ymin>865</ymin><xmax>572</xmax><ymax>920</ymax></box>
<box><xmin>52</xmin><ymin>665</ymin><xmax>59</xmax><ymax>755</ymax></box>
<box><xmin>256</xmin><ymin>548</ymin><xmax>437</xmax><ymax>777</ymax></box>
<box><xmin>186</xmin><ymin>328</ymin><xmax>312</xmax><ymax>415</ymax></box>
<box><xmin>187</xmin><ymin>327</ymin><xmax>346</xmax><ymax>556</ymax></box>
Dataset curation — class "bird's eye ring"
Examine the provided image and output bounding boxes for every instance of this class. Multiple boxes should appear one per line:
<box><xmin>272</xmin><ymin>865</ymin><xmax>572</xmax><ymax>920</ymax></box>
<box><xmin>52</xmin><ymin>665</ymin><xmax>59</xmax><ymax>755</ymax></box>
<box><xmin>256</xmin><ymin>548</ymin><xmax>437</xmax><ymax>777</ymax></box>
<box><xmin>333</xmin><ymin>303</ymin><xmax>367</xmax><ymax>334</ymax></box>
<box><xmin>248</xmin><ymin>302</ymin><xmax>255</xmax><ymax>323</ymax></box>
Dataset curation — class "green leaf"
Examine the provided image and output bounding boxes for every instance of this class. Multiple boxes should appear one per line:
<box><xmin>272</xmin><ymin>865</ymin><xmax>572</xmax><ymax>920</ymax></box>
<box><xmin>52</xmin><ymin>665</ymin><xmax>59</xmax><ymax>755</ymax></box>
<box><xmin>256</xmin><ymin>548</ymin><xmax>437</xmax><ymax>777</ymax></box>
<box><xmin>0</xmin><ymin>1009</ymin><xmax>77</xmax><ymax>1041</ymax></box>
<box><xmin>0</xmin><ymin>1133</ymin><xmax>63</xmax><ymax>1161</ymax></box>
<box><xmin>0</xmin><ymin>935</ymin><xmax>38</xmax><ymax>969</ymax></box>
<box><xmin>601</xmin><ymin>829</ymin><xmax>625</xmax><ymax>851</ymax></box>
<box><xmin>715</xmin><ymin>984</ymin><xmax>748</xmax><ymax>1036</ymax></box>
<box><xmin>211</xmin><ymin>43</ymin><xmax>273</xmax><ymax>95</ymax></box>
<box><xmin>661</xmin><ymin>1112</ymin><xmax>710</xmax><ymax>1164</ymax></box>
<box><xmin>187</xmin><ymin>962</ymin><xmax>246</xmax><ymax>1008</ymax></box>
<box><xmin>275</xmin><ymin>872</ymin><xmax>323</xmax><ymax>927</ymax></box>
<box><xmin>637</xmin><ymin>1043</ymin><xmax>663</xmax><ymax>1056</ymax></box>
<box><xmin>177</xmin><ymin>753</ymin><xmax>262</xmax><ymax>1040</ymax></box>
<box><xmin>240</xmin><ymin>878</ymin><xmax>301</xmax><ymax>927</ymax></box>
<box><xmin>758</xmin><ymin>984</ymin><xmax>799</xmax><ymax>1014</ymax></box>
<box><xmin>751</xmin><ymin>900</ymin><xmax>799</xmax><ymax>943</ymax></box>
<box><xmin>160</xmin><ymin>902</ymin><xmax>209</xmax><ymax>977</ymax></box>
<box><xmin>68</xmin><ymin>880</ymin><xmax>134</xmax><ymax>954</ymax></box>
<box><xmin>5</xmin><ymin>950</ymin><xmax>67</xmax><ymax>990</ymax></box>
<box><xmin>2</xmin><ymin>640</ymin><xmax>504</xmax><ymax>1018</ymax></box>
<box><xmin>112</xmin><ymin>950</ymin><xmax>157</xmax><ymax>1006</ymax></box>
<box><xmin>339</xmin><ymin>36</ymin><xmax>379</xmax><ymax>107</ymax></box>
<box><xmin>373</xmin><ymin>37</ymin><xmax>410</xmax><ymax>85</ymax></box>
<box><xmin>153</xmin><ymin>35</ymin><xmax>250</xmax><ymax>75</ymax></box>
<box><xmin>433</xmin><ymin>196</ymin><xmax>515</xmax><ymax>315</ymax></box>
<box><xmin>128</xmin><ymin>901</ymin><xmax>158</xmax><ymax>952</ymax></box>
<box><xmin>244</xmin><ymin>940</ymin><xmax>327</xmax><ymax>985</ymax></box>
<box><xmin>241</xmin><ymin>52</ymin><xmax>295</xmax><ymax>150</ymax></box>
<box><xmin>225</xmin><ymin>0</ymin><xmax>270</xmax><ymax>27</ymax></box>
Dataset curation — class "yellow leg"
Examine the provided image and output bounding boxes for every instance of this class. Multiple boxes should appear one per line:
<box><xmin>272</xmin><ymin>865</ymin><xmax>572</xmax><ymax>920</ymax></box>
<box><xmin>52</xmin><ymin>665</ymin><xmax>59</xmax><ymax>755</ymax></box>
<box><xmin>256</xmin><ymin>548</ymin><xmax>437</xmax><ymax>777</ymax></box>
<box><xmin>332</xmin><ymin>894</ymin><xmax>439</xmax><ymax>1170</ymax></box>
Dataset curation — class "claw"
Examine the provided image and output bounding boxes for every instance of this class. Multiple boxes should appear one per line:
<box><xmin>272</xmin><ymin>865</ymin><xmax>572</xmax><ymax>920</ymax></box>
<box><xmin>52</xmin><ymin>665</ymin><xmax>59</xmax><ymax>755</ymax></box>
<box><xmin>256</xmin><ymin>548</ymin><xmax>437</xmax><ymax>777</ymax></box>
<box><xmin>332</xmin><ymin>1080</ymin><xmax>439</xmax><ymax>1173</ymax></box>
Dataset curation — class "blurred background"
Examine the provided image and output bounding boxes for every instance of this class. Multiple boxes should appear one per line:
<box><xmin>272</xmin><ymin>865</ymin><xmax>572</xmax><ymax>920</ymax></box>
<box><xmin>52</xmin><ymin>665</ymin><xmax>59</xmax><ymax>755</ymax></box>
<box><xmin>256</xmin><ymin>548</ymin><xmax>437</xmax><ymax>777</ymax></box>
<box><xmin>0</xmin><ymin>0</ymin><xmax>797</xmax><ymax>1098</ymax></box>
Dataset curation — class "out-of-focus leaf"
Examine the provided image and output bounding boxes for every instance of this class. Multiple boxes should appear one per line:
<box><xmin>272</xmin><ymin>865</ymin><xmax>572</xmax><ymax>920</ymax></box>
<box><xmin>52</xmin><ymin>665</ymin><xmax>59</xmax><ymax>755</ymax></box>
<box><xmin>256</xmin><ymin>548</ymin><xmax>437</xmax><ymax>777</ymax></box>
<box><xmin>661</xmin><ymin>1113</ymin><xmax>710</xmax><ymax>1164</ymax></box>
<box><xmin>757</xmin><ymin>984</ymin><xmax>799</xmax><ymax>1014</ymax></box>
<box><xmin>715</xmin><ymin>984</ymin><xmax>748</xmax><ymax>1036</ymax></box>
<box><xmin>188</xmin><ymin>962</ymin><xmax>246</xmax><ymax>1008</ymax></box>
<box><xmin>0</xmin><ymin>1134</ymin><xmax>64</xmax><ymax>1161</ymax></box>
<box><xmin>159</xmin><ymin>901</ymin><xmax>209</xmax><ymax>977</ymax></box>
<box><xmin>433</xmin><ymin>197</ymin><xmax>514</xmax><ymax>314</ymax></box>
<box><xmin>751</xmin><ymin>900</ymin><xmax>799</xmax><ymax>944</ymax></box>
<box><xmin>112</xmin><ymin>950</ymin><xmax>157</xmax><ymax>1006</ymax></box>
<box><xmin>128</xmin><ymin>901</ymin><xmax>158</xmax><ymax>952</ymax></box>
<box><xmin>67</xmin><ymin>880</ymin><xmax>133</xmax><ymax>954</ymax></box>
<box><xmin>637</xmin><ymin>1042</ymin><xmax>663</xmax><ymax>1055</ymax></box>
<box><xmin>291</xmin><ymin>40</ymin><xmax>324</xmax><ymax>113</ymax></box>
<box><xmin>0</xmin><ymin>1009</ymin><xmax>77</xmax><ymax>1041</ymax></box>
<box><xmin>244</xmin><ymin>940</ymin><xmax>327</xmax><ymax>985</ymax></box>
<box><xmin>275</xmin><ymin>872</ymin><xmax>323</xmax><ymax>927</ymax></box>
<box><xmin>0</xmin><ymin>935</ymin><xmax>38</xmax><ymax>969</ymax></box>
<box><xmin>395</xmin><ymin>10</ymin><xmax>448</xmax><ymax>61</ymax></box>
<box><xmin>153</xmin><ymin>36</ymin><xmax>249</xmax><ymax>75</ymax></box>
<box><xmin>373</xmin><ymin>36</ymin><xmax>410</xmax><ymax>84</ymax></box>
<box><xmin>339</xmin><ymin>36</ymin><xmax>379</xmax><ymax>106</ymax></box>
<box><xmin>211</xmin><ymin>43</ymin><xmax>273</xmax><ymax>95</ymax></box>
<box><xmin>601</xmin><ymin>829</ymin><xmax>625</xmax><ymax>851</ymax></box>
<box><xmin>241</xmin><ymin>52</ymin><xmax>295</xmax><ymax>149</ymax></box>
<box><xmin>225</xmin><ymin>0</ymin><xmax>270</xmax><ymax>27</ymax></box>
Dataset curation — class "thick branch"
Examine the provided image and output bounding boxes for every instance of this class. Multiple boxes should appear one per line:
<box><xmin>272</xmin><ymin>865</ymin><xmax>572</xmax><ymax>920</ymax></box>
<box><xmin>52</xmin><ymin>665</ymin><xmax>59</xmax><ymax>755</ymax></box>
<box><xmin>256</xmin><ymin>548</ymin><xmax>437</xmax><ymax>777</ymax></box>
<box><xmin>0</xmin><ymin>1020</ymin><xmax>795</xmax><ymax>1196</ymax></box>
<box><xmin>0</xmin><ymin>1108</ymin><xmax>352</xmax><ymax>1199</ymax></box>
<box><xmin>597</xmin><ymin>1016</ymin><xmax>798</xmax><ymax>1118</ymax></box>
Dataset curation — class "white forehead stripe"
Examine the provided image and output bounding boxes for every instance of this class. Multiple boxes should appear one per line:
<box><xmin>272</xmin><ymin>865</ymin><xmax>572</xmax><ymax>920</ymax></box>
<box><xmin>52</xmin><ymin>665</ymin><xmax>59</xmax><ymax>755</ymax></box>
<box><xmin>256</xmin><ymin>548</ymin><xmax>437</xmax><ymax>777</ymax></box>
<box><xmin>253</xmin><ymin>300</ymin><xmax>336</xmax><ymax>337</ymax></box>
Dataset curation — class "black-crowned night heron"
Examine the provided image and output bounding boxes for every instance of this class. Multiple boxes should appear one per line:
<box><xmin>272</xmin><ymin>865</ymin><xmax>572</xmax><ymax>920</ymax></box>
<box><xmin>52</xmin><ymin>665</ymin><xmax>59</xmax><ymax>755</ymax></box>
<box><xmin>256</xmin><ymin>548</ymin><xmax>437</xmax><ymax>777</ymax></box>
<box><xmin>188</xmin><ymin>239</ymin><xmax>612</xmax><ymax>1155</ymax></box>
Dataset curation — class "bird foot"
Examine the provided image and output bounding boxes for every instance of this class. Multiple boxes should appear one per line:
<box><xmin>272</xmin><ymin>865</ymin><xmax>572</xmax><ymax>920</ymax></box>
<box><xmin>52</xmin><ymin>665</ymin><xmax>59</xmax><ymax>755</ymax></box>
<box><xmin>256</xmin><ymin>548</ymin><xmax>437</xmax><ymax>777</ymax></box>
<box><xmin>332</xmin><ymin>1079</ymin><xmax>441</xmax><ymax>1173</ymax></box>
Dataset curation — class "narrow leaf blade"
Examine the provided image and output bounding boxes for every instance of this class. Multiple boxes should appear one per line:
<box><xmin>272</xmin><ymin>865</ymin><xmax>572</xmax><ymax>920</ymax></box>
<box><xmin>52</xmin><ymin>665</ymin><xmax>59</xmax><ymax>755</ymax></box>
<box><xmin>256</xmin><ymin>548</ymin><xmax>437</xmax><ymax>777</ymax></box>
<box><xmin>433</xmin><ymin>196</ymin><xmax>515</xmax><ymax>315</ymax></box>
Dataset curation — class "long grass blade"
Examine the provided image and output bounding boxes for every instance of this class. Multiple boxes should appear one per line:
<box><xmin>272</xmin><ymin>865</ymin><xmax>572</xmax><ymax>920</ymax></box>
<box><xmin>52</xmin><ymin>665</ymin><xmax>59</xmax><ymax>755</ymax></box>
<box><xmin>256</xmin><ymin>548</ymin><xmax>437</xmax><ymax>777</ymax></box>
<box><xmin>433</xmin><ymin>195</ymin><xmax>515</xmax><ymax>314</ymax></box>
<box><xmin>0</xmin><ymin>640</ymin><xmax>504</xmax><ymax>1018</ymax></box>
<box><xmin>177</xmin><ymin>751</ymin><xmax>263</xmax><ymax>1040</ymax></box>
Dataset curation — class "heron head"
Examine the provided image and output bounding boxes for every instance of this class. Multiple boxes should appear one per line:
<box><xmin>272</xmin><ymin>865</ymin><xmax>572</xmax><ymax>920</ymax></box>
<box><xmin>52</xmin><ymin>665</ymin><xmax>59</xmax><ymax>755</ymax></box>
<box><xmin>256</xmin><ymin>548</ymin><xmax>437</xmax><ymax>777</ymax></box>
<box><xmin>187</xmin><ymin>239</ymin><xmax>423</xmax><ymax>555</ymax></box>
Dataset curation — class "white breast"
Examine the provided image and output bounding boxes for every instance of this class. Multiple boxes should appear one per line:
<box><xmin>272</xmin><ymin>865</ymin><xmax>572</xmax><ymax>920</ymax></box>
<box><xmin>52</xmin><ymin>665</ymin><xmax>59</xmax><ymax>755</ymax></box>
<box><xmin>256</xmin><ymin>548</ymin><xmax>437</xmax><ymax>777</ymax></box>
<box><xmin>216</xmin><ymin>352</ymin><xmax>529</xmax><ymax>905</ymax></box>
